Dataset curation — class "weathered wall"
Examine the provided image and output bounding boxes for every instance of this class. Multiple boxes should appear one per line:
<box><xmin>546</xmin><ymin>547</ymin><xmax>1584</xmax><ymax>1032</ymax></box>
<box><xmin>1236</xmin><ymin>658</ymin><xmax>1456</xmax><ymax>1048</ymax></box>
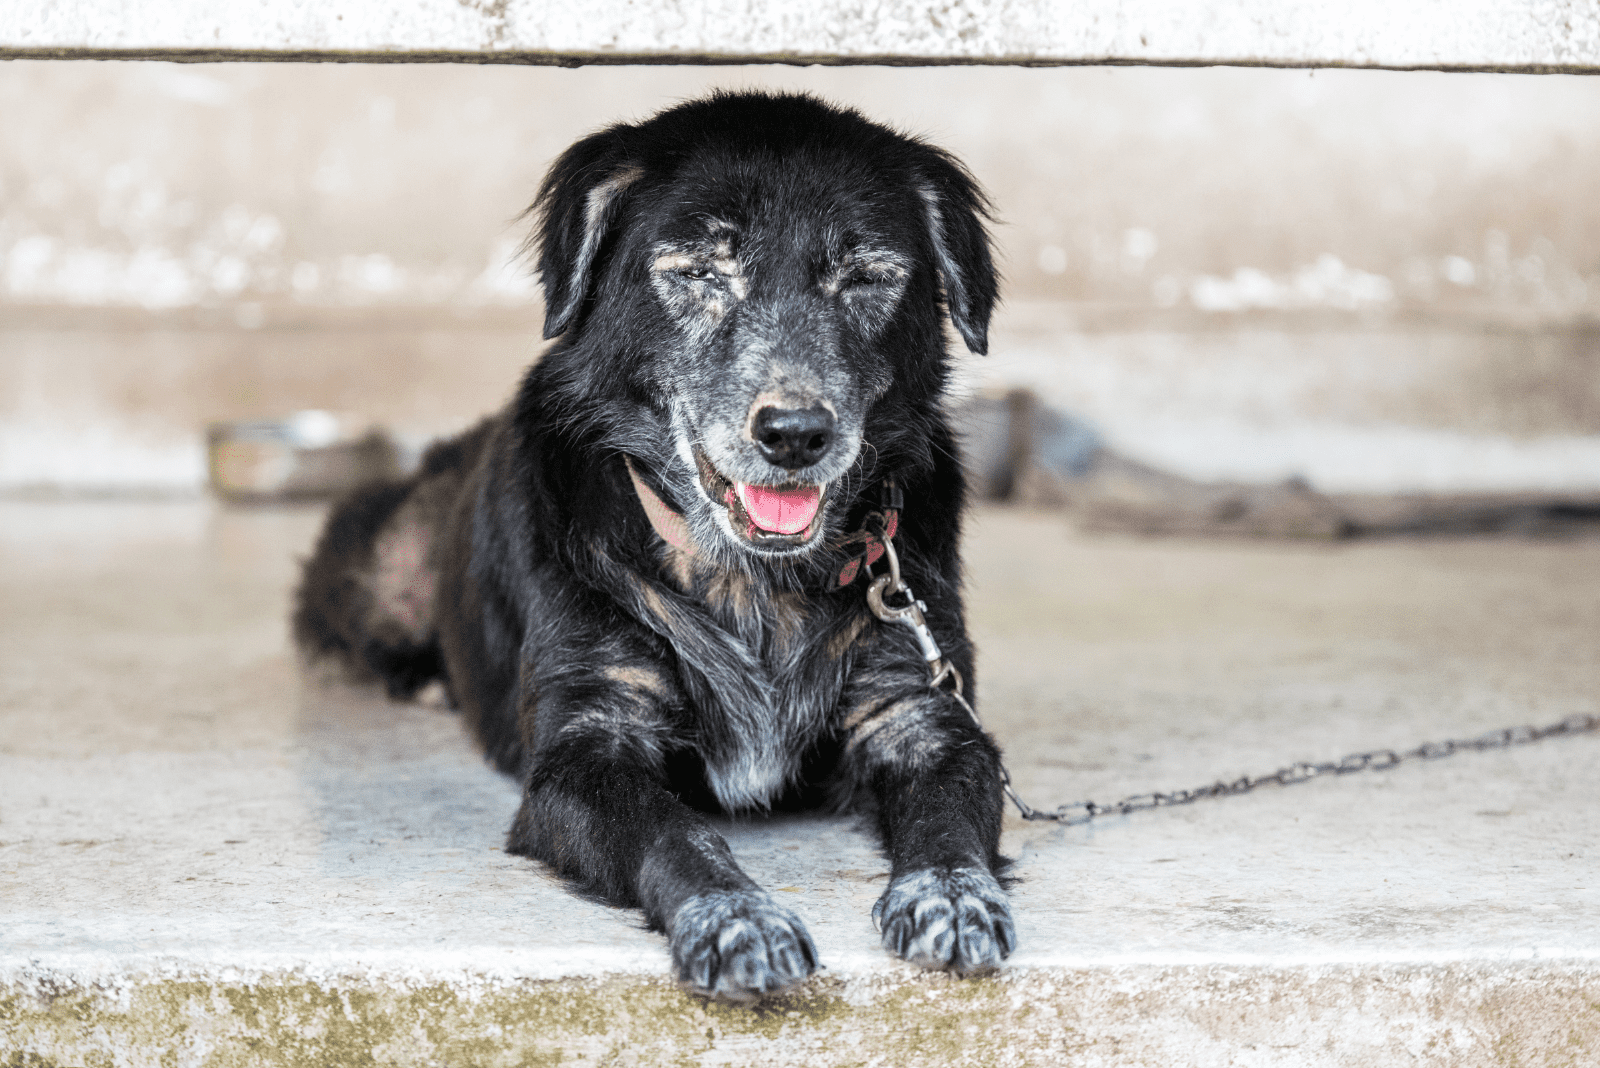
<box><xmin>6</xmin><ymin>62</ymin><xmax>1599</xmax><ymax>315</ymax></box>
<box><xmin>2</xmin><ymin>61</ymin><xmax>1598</xmax><ymax>492</ymax></box>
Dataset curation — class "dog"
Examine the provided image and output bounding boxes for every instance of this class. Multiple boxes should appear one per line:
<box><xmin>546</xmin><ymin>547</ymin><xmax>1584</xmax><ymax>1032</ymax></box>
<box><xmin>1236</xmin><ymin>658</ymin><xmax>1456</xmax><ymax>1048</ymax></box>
<box><xmin>294</xmin><ymin>90</ymin><xmax>1014</xmax><ymax>1001</ymax></box>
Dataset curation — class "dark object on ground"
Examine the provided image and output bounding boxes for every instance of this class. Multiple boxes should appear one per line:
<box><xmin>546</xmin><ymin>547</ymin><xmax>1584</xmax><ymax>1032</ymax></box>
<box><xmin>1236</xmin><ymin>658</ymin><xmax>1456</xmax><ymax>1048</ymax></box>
<box><xmin>1332</xmin><ymin>491</ymin><xmax>1600</xmax><ymax>538</ymax></box>
<box><xmin>293</xmin><ymin>92</ymin><xmax>1015</xmax><ymax>1001</ymax></box>
<box><xmin>957</xmin><ymin>390</ymin><xmax>1600</xmax><ymax>539</ymax></box>
<box><xmin>207</xmin><ymin>413</ymin><xmax>398</xmax><ymax>503</ymax></box>
<box><xmin>956</xmin><ymin>390</ymin><xmax>1346</xmax><ymax>538</ymax></box>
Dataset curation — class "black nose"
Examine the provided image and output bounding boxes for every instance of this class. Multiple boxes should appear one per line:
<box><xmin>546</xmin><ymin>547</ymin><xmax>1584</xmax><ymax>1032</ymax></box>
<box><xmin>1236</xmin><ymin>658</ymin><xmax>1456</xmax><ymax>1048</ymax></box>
<box><xmin>752</xmin><ymin>405</ymin><xmax>836</xmax><ymax>470</ymax></box>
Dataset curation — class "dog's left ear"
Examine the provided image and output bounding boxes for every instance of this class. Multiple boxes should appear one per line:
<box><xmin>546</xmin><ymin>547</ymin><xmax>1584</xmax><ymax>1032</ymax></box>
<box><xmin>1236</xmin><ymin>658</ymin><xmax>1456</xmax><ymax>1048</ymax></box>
<box><xmin>530</xmin><ymin>130</ymin><xmax>644</xmax><ymax>340</ymax></box>
<box><xmin>915</xmin><ymin>150</ymin><xmax>998</xmax><ymax>356</ymax></box>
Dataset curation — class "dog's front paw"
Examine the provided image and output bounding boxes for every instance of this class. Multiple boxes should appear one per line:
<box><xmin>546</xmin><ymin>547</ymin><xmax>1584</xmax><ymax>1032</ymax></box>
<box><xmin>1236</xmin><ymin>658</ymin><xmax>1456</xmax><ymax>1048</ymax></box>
<box><xmin>669</xmin><ymin>889</ymin><xmax>819</xmax><ymax>1001</ymax></box>
<box><xmin>873</xmin><ymin>867</ymin><xmax>1015</xmax><ymax>975</ymax></box>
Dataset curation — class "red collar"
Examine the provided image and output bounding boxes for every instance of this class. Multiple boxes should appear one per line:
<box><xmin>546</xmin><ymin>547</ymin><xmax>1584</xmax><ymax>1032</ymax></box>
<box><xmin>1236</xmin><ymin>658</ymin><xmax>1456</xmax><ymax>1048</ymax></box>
<box><xmin>622</xmin><ymin>457</ymin><xmax>899</xmax><ymax>588</ymax></box>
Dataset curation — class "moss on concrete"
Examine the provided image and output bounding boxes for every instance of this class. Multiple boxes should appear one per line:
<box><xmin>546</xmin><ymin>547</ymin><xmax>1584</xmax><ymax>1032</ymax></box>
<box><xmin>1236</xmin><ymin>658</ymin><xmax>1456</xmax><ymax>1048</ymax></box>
<box><xmin>4</xmin><ymin>964</ymin><xmax>1599</xmax><ymax>1067</ymax></box>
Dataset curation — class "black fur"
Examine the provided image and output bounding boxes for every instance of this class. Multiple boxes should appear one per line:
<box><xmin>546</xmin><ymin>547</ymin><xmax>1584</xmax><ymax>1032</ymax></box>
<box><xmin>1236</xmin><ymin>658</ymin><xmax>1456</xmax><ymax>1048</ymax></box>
<box><xmin>294</xmin><ymin>91</ymin><xmax>1013</xmax><ymax>1000</ymax></box>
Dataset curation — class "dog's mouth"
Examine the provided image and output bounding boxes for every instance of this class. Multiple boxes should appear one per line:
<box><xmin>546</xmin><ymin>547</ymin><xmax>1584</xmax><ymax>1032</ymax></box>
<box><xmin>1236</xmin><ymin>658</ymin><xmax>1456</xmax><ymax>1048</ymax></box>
<box><xmin>693</xmin><ymin>446</ymin><xmax>828</xmax><ymax>548</ymax></box>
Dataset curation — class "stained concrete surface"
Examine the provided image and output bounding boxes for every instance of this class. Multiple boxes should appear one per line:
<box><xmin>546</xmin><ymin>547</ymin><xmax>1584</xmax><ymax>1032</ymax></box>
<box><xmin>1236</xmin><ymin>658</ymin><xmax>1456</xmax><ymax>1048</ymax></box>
<box><xmin>2</xmin><ymin>500</ymin><xmax>1598</xmax><ymax>1065</ymax></box>
<box><xmin>6</xmin><ymin>0</ymin><xmax>1600</xmax><ymax>69</ymax></box>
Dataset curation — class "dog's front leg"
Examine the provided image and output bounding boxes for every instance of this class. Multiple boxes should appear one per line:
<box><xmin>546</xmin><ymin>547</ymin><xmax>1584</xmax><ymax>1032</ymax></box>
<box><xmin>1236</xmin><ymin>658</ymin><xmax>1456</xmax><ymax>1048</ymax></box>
<box><xmin>509</xmin><ymin>699</ymin><xmax>818</xmax><ymax>1000</ymax></box>
<box><xmin>842</xmin><ymin>674</ymin><xmax>1017</xmax><ymax>974</ymax></box>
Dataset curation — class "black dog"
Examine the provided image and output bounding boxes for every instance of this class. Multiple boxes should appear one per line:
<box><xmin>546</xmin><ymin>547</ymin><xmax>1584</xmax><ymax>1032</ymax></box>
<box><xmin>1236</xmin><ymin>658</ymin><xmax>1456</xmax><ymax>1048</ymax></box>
<box><xmin>294</xmin><ymin>91</ymin><xmax>1014</xmax><ymax>1000</ymax></box>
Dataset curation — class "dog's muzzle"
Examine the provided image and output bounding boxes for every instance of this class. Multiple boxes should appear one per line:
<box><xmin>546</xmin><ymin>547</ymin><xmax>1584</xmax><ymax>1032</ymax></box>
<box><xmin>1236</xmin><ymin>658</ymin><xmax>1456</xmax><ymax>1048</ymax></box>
<box><xmin>693</xmin><ymin>446</ymin><xmax>830</xmax><ymax>548</ymax></box>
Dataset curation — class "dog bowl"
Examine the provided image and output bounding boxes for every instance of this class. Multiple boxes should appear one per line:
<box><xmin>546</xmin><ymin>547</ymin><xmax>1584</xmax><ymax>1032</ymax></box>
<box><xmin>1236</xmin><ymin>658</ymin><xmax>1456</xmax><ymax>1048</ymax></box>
<box><xmin>206</xmin><ymin>411</ymin><xmax>399</xmax><ymax>502</ymax></box>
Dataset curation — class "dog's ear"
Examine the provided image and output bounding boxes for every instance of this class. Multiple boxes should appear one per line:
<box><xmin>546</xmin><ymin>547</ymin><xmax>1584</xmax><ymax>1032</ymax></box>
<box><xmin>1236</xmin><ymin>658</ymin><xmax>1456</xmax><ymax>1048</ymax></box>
<box><xmin>915</xmin><ymin>150</ymin><xmax>998</xmax><ymax>356</ymax></box>
<box><xmin>530</xmin><ymin>131</ymin><xmax>644</xmax><ymax>340</ymax></box>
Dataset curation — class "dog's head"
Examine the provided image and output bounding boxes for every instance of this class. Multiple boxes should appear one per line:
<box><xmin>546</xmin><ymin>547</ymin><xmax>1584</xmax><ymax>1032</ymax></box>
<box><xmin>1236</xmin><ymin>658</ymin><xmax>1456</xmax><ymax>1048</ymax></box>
<box><xmin>531</xmin><ymin>91</ymin><xmax>995</xmax><ymax>563</ymax></box>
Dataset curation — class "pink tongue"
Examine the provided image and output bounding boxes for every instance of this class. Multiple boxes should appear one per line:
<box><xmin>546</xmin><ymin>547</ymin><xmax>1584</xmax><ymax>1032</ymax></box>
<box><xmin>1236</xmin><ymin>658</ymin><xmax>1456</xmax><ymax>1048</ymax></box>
<box><xmin>736</xmin><ymin>482</ymin><xmax>821</xmax><ymax>535</ymax></box>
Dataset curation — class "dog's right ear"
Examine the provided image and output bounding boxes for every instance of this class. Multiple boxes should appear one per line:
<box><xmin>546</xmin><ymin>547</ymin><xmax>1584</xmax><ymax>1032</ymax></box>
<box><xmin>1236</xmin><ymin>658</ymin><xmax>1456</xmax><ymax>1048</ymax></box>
<box><xmin>530</xmin><ymin>131</ymin><xmax>644</xmax><ymax>340</ymax></box>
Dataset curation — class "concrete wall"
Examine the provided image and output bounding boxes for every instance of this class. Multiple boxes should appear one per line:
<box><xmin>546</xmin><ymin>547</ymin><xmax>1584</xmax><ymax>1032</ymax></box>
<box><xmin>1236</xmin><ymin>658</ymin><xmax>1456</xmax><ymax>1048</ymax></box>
<box><xmin>2</xmin><ymin>61</ymin><xmax>1599</xmax><ymax>492</ymax></box>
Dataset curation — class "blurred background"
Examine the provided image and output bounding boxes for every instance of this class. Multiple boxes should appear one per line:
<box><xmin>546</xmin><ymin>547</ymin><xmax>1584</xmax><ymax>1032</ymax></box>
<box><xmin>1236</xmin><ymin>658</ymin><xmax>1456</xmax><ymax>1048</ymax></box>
<box><xmin>2</xmin><ymin>60</ymin><xmax>1598</xmax><ymax>504</ymax></box>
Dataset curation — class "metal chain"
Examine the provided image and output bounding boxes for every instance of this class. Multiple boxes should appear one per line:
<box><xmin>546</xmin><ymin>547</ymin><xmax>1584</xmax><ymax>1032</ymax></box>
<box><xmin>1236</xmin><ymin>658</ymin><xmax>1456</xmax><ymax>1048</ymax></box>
<box><xmin>987</xmin><ymin>712</ymin><xmax>1599</xmax><ymax>825</ymax></box>
<box><xmin>863</xmin><ymin>535</ymin><xmax>1081</xmax><ymax>823</ymax></box>
<box><xmin>863</xmin><ymin>533</ymin><xmax>1600</xmax><ymax>827</ymax></box>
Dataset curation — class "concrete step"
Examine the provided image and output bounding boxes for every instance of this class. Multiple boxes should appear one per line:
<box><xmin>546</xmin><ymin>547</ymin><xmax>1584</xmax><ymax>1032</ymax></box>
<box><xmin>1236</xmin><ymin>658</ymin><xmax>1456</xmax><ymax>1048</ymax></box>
<box><xmin>2</xmin><ymin>501</ymin><xmax>1597</xmax><ymax>1066</ymax></box>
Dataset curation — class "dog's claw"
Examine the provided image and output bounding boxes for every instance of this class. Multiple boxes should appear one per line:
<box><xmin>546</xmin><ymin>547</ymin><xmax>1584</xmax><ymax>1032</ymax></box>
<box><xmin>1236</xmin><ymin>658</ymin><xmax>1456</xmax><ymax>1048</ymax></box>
<box><xmin>874</xmin><ymin>867</ymin><xmax>1014</xmax><ymax>975</ymax></box>
<box><xmin>670</xmin><ymin>889</ymin><xmax>819</xmax><ymax>1001</ymax></box>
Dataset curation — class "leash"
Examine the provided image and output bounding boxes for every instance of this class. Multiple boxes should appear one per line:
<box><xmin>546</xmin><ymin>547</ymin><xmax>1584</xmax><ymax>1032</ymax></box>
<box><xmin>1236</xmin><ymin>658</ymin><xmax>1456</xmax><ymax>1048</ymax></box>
<box><xmin>623</xmin><ymin>459</ymin><xmax>1600</xmax><ymax>821</ymax></box>
<box><xmin>997</xmin><ymin>712</ymin><xmax>1599</xmax><ymax>826</ymax></box>
<box><xmin>859</xmin><ymin>504</ymin><xmax>1600</xmax><ymax>826</ymax></box>
<box><xmin>856</xmin><ymin>516</ymin><xmax>1041</xmax><ymax>820</ymax></box>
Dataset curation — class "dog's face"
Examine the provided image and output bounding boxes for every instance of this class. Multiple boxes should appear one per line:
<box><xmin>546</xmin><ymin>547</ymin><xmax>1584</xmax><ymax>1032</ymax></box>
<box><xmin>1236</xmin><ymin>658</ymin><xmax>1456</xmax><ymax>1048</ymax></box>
<box><xmin>532</xmin><ymin>93</ymin><xmax>996</xmax><ymax>562</ymax></box>
<box><xmin>642</xmin><ymin>160</ymin><xmax>916</xmax><ymax>557</ymax></box>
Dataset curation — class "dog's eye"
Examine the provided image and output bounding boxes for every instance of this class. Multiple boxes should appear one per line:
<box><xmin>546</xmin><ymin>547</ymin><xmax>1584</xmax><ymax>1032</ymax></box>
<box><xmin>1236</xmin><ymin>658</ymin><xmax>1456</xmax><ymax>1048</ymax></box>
<box><xmin>677</xmin><ymin>265</ymin><xmax>715</xmax><ymax>282</ymax></box>
<box><xmin>842</xmin><ymin>270</ymin><xmax>884</xmax><ymax>289</ymax></box>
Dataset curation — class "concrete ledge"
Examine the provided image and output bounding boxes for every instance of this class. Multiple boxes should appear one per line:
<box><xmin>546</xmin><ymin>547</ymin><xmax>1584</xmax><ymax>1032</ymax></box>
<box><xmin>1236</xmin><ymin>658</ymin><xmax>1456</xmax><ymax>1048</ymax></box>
<box><xmin>3</xmin><ymin>502</ymin><xmax>1598</xmax><ymax>1065</ymax></box>
<box><xmin>8</xmin><ymin>963</ymin><xmax>1598</xmax><ymax>1066</ymax></box>
<box><xmin>3</xmin><ymin>0</ymin><xmax>1600</xmax><ymax>71</ymax></box>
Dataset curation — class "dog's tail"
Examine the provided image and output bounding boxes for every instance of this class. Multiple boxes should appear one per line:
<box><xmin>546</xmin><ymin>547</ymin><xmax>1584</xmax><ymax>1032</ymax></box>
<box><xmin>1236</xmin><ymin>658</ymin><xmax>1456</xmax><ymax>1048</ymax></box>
<box><xmin>292</xmin><ymin>477</ymin><xmax>443</xmax><ymax>700</ymax></box>
<box><xmin>292</xmin><ymin>422</ymin><xmax>492</xmax><ymax>700</ymax></box>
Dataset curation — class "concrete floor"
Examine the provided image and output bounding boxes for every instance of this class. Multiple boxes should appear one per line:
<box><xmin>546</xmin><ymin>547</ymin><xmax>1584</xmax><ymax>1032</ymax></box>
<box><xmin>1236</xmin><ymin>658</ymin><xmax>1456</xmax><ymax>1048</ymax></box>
<box><xmin>2</xmin><ymin>500</ymin><xmax>1597</xmax><ymax>1066</ymax></box>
